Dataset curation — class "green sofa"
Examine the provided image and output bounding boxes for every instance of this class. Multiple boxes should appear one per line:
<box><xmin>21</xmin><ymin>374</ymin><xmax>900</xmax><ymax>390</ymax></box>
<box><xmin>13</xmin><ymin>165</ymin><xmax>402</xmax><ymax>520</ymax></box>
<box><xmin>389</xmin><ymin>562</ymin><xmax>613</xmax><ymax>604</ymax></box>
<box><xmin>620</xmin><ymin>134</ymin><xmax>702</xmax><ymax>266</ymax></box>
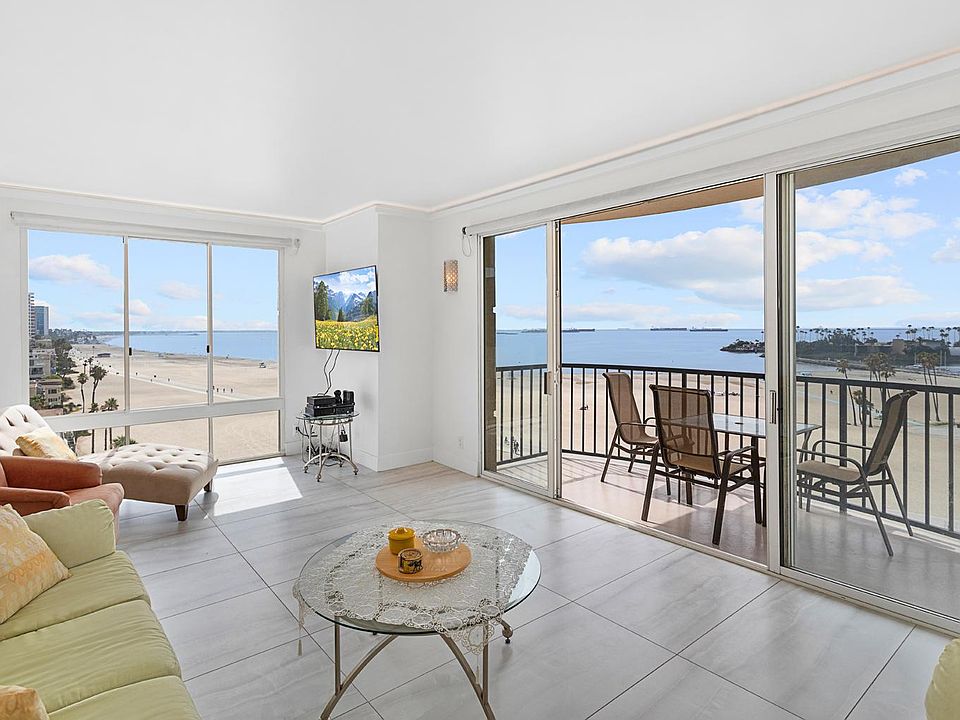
<box><xmin>0</xmin><ymin>500</ymin><xmax>200</xmax><ymax>719</ymax></box>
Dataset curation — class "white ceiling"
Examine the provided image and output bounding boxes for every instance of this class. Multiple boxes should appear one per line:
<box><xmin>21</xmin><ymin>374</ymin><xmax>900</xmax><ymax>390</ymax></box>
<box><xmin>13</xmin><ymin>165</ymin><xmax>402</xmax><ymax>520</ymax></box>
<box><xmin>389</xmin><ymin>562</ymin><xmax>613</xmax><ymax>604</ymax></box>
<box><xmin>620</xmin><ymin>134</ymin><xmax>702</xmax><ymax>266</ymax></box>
<box><xmin>2</xmin><ymin>1</ymin><xmax>959</xmax><ymax>221</ymax></box>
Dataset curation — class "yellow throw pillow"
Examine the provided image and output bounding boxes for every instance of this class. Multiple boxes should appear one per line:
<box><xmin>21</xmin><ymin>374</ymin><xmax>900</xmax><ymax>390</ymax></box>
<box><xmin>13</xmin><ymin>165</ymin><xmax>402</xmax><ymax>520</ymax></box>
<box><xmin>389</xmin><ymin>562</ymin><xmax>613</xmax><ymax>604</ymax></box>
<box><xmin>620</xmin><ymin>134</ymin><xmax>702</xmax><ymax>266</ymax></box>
<box><xmin>15</xmin><ymin>427</ymin><xmax>77</xmax><ymax>461</ymax></box>
<box><xmin>0</xmin><ymin>504</ymin><xmax>70</xmax><ymax>623</ymax></box>
<box><xmin>0</xmin><ymin>686</ymin><xmax>48</xmax><ymax>720</ymax></box>
<box><xmin>927</xmin><ymin>639</ymin><xmax>960</xmax><ymax>720</ymax></box>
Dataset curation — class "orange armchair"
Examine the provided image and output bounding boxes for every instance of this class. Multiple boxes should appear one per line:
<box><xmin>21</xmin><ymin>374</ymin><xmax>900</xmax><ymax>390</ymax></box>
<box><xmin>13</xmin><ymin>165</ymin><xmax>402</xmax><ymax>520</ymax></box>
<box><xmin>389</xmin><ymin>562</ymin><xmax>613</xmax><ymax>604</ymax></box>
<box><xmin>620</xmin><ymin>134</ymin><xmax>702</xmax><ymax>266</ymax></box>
<box><xmin>0</xmin><ymin>456</ymin><xmax>124</xmax><ymax>522</ymax></box>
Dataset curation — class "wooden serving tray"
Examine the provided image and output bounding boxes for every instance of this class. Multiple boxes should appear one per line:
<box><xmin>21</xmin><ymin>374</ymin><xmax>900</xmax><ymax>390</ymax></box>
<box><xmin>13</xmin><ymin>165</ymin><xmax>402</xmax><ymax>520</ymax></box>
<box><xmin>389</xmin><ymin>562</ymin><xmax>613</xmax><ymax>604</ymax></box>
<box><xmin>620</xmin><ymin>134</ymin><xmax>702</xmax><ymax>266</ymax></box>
<box><xmin>375</xmin><ymin>539</ymin><xmax>471</xmax><ymax>583</ymax></box>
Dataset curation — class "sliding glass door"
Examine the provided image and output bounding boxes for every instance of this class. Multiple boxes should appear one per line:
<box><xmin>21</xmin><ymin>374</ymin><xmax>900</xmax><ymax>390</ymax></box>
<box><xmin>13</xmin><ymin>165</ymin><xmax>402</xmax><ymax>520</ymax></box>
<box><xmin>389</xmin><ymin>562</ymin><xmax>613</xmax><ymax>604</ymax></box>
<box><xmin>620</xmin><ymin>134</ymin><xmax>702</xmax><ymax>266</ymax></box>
<box><xmin>778</xmin><ymin>136</ymin><xmax>960</xmax><ymax>623</ymax></box>
<box><xmin>481</xmin><ymin>225</ymin><xmax>555</xmax><ymax>493</ymax></box>
<box><xmin>556</xmin><ymin>180</ymin><xmax>768</xmax><ymax>562</ymax></box>
<box><xmin>476</xmin><ymin>131</ymin><xmax>960</xmax><ymax>631</ymax></box>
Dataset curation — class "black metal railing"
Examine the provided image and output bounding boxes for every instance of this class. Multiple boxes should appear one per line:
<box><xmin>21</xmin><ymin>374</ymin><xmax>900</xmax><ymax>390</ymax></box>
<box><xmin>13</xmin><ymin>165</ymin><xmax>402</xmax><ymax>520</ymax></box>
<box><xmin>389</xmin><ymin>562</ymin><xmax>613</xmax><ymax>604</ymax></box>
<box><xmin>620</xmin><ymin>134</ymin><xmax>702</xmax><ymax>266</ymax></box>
<box><xmin>494</xmin><ymin>362</ymin><xmax>960</xmax><ymax>539</ymax></box>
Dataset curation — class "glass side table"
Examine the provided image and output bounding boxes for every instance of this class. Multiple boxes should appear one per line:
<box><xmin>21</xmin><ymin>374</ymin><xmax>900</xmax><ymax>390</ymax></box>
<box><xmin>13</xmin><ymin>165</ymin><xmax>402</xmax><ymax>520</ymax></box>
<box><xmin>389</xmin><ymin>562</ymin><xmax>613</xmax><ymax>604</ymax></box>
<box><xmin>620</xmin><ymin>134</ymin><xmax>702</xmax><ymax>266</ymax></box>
<box><xmin>297</xmin><ymin>411</ymin><xmax>359</xmax><ymax>480</ymax></box>
<box><xmin>294</xmin><ymin>521</ymin><xmax>540</xmax><ymax>720</ymax></box>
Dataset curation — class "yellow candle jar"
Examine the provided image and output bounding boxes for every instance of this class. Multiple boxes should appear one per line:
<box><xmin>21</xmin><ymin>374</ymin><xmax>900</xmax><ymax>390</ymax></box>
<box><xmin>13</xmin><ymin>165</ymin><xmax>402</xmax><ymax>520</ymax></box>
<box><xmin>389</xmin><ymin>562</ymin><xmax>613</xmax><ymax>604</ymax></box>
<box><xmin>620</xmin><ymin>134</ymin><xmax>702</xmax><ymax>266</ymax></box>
<box><xmin>387</xmin><ymin>527</ymin><xmax>415</xmax><ymax>555</ymax></box>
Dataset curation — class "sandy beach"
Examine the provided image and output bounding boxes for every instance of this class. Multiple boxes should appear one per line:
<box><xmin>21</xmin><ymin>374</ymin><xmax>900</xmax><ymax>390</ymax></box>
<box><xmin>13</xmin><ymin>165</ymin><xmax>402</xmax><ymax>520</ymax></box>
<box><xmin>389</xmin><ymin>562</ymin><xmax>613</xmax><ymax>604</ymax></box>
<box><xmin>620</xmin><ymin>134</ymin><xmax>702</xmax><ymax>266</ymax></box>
<box><xmin>61</xmin><ymin>343</ymin><xmax>279</xmax><ymax>459</ymax></box>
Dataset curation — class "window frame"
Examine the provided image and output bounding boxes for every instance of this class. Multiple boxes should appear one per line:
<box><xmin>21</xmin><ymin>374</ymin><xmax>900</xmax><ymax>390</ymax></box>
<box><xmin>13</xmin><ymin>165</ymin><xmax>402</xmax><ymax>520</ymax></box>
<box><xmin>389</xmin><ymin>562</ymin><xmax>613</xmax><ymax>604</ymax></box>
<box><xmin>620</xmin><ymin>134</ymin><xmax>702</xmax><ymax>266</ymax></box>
<box><xmin>21</xmin><ymin>222</ymin><xmax>284</xmax><ymax>464</ymax></box>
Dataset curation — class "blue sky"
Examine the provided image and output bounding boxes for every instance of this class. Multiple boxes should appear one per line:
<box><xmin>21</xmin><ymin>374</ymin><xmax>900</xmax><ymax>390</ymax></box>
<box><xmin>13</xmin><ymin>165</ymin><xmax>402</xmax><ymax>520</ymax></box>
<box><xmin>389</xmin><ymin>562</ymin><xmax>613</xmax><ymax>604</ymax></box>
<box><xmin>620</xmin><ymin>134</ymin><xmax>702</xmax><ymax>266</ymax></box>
<box><xmin>312</xmin><ymin>266</ymin><xmax>377</xmax><ymax>297</ymax></box>
<box><xmin>28</xmin><ymin>232</ymin><xmax>278</xmax><ymax>331</ymax></box>
<box><xmin>496</xmin><ymin>151</ymin><xmax>960</xmax><ymax>331</ymax></box>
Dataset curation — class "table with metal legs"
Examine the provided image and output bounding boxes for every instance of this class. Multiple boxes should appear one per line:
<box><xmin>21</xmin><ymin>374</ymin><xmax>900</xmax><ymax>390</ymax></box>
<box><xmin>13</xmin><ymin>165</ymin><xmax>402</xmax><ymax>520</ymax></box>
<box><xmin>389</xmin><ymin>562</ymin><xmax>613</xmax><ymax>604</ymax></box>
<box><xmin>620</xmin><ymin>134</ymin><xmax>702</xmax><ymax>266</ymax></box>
<box><xmin>297</xmin><ymin>412</ymin><xmax>359</xmax><ymax>480</ymax></box>
<box><xmin>293</xmin><ymin>524</ymin><xmax>540</xmax><ymax>720</ymax></box>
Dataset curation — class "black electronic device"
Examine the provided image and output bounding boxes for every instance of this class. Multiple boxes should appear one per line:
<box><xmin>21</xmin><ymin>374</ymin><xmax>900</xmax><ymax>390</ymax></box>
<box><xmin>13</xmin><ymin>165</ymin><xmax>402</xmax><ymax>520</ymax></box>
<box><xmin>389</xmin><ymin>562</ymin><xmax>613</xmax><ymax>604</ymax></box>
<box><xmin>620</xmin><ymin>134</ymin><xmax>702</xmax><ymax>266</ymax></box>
<box><xmin>305</xmin><ymin>392</ymin><xmax>355</xmax><ymax>417</ymax></box>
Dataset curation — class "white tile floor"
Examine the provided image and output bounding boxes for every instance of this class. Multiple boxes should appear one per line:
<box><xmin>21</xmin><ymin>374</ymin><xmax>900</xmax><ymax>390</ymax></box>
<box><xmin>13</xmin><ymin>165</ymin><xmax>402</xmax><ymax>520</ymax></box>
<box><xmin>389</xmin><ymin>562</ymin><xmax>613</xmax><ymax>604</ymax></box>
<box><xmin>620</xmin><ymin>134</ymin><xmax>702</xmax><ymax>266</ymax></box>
<box><xmin>117</xmin><ymin>457</ymin><xmax>953</xmax><ymax>720</ymax></box>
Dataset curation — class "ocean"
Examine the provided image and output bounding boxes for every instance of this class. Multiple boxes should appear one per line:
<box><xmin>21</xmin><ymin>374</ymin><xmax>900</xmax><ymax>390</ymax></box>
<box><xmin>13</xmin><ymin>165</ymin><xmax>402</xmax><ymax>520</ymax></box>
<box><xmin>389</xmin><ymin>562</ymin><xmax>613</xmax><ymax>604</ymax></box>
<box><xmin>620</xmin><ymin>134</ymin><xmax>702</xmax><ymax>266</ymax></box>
<box><xmin>102</xmin><ymin>331</ymin><xmax>278</xmax><ymax>361</ymax></box>
<box><xmin>100</xmin><ymin>327</ymin><xmax>916</xmax><ymax>371</ymax></box>
<box><xmin>497</xmin><ymin>328</ymin><xmax>913</xmax><ymax>373</ymax></box>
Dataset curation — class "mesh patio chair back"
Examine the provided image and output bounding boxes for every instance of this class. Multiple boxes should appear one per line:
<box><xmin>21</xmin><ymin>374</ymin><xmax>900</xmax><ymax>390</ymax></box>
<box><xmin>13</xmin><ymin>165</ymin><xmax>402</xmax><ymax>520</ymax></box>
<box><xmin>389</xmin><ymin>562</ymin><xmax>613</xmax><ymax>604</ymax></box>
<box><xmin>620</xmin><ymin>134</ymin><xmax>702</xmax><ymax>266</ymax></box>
<box><xmin>604</xmin><ymin>372</ymin><xmax>651</xmax><ymax>445</ymax></box>
<box><xmin>864</xmin><ymin>390</ymin><xmax>917</xmax><ymax>476</ymax></box>
<box><xmin>650</xmin><ymin>385</ymin><xmax>721</xmax><ymax>477</ymax></box>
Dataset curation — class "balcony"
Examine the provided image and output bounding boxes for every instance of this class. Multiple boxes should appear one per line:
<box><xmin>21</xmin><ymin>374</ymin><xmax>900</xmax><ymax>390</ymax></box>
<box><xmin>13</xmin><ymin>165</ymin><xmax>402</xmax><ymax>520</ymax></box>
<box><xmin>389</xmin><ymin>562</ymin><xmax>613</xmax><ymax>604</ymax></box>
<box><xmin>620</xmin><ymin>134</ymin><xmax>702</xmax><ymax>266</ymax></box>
<box><xmin>493</xmin><ymin>362</ymin><xmax>960</xmax><ymax>618</ymax></box>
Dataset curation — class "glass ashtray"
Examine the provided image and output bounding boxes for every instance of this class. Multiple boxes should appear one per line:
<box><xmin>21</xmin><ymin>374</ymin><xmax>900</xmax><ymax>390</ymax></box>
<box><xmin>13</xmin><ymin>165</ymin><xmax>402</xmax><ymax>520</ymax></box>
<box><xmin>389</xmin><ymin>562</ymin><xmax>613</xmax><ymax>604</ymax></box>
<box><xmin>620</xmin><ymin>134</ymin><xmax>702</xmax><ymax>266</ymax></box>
<box><xmin>421</xmin><ymin>528</ymin><xmax>462</xmax><ymax>553</ymax></box>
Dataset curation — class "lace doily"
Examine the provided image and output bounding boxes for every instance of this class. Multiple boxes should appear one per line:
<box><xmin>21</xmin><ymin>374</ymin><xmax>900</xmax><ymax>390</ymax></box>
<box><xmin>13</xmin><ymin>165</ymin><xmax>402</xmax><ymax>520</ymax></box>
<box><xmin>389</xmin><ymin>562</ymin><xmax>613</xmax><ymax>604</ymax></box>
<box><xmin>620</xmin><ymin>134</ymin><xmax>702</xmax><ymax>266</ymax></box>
<box><xmin>294</xmin><ymin>522</ymin><xmax>533</xmax><ymax>649</ymax></box>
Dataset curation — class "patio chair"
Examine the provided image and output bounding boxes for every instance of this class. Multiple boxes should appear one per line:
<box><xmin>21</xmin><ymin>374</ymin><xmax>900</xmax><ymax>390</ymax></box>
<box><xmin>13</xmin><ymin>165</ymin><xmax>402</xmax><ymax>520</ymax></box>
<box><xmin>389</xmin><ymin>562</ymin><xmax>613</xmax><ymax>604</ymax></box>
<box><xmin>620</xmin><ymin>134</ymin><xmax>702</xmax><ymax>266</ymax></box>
<box><xmin>599</xmin><ymin>372</ymin><xmax>658</xmax><ymax>485</ymax></box>
<box><xmin>643</xmin><ymin>384</ymin><xmax>760</xmax><ymax>545</ymax></box>
<box><xmin>797</xmin><ymin>389</ymin><xmax>916</xmax><ymax>556</ymax></box>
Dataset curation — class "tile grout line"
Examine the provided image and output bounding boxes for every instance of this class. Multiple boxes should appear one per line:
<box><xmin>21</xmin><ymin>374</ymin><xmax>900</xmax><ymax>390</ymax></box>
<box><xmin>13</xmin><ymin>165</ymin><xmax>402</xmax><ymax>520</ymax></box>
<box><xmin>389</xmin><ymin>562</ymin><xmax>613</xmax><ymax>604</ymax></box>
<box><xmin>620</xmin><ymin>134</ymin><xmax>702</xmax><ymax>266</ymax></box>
<box><xmin>674</xmin><ymin>579</ymin><xmax>782</xmax><ymax>655</ymax></box>
<box><xmin>679</xmin><ymin>656</ymin><xmax>807</xmax><ymax>719</ymax></box>
<box><xmin>540</xmin><ymin>545</ymin><xmax>682</xmax><ymax>603</ymax></box>
<box><xmin>182</xmin><ymin>633</ymin><xmax>323</xmax><ymax>684</ymax></box>
<box><xmin>580</xmin><ymin>654</ymin><xmax>676</xmax><ymax>720</ymax></box>
<box><xmin>842</xmin><ymin>625</ymin><xmax>915</xmax><ymax>720</ymax></box>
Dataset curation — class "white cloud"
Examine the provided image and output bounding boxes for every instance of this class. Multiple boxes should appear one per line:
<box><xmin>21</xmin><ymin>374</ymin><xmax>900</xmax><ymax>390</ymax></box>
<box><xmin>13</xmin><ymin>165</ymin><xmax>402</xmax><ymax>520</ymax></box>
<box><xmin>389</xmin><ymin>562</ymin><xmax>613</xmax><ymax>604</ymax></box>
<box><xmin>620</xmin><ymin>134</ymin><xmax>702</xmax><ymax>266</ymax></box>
<box><xmin>158</xmin><ymin>281</ymin><xmax>202</xmax><ymax>300</ymax></box>
<box><xmin>213</xmin><ymin>319</ymin><xmax>277</xmax><ymax>331</ymax></box>
<box><xmin>932</xmin><ymin>238</ymin><xmax>960</xmax><ymax>263</ymax></box>
<box><xmin>580</xmin><ymin>225</ymin><xmax>888</xmax><ymax>307</ymax></box>
<box><xmin>794</xmin><ymin>188</ymin><xmax>935</xmax><ymax>239</ymax></box>
<box><xmin>500</xmin><ymin>304</ymin><xmax>545</xmax><ymax>320</ymax></box>
<box><xmin>500</xmin><ymin>302</ymin><xmax>740</xmax><ymax>328</ymax></box>
<box><xmin>561</xmin><ymin>302</ymin><xmax>740</xmax><ymax>328</ymax></box>
<box><xmin>73</xmin><ymin>311</ymin><xmax>123</xmax><ymax>327</ymax></box>
<box><xmin>581</xmin><ymin>226</ymin><xmax>764</xmax><ymax>289</ymax></box>
<box><xmin>894</xmin><ymin>167</ymin><xmax>927</xmax><ymax>187</ymax></box>
<box><xmin>796</xmin><ymin>276</ymin><xmax>925</xmax><ymax>311</ymax></box>
<box><xmin>335</xmin><ymin>269</ymin><xmax>377</xmax><ymax>295</ymax></box>
<box><xmin>130</xmin><ymin>314</ymin><xmax>207</xmax><ymax>331</ymax></box>
<box><xmin>128</xmin><ymin>299</ymin><xmax>152</xmax><ymax>316</ymax></box>
<box><xmin>29</xmin><ymin>254</ymin><xmax>121</xmax><ymax>289</ymax></box>
<box><xmin>899</xmin><ymin>311</ymin><xmax>960</xmax><ymax>326</ymax></box>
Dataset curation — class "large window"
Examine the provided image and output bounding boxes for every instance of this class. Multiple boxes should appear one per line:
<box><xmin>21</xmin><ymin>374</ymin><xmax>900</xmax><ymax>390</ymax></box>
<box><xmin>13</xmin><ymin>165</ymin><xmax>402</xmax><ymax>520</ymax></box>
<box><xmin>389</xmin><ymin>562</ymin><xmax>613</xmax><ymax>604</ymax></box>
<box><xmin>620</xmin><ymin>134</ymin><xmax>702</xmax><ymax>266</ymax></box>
<box><xmin>25</xmin><ymin>228</ymin><xmax>281</xmax><ymax>463</ymax></box>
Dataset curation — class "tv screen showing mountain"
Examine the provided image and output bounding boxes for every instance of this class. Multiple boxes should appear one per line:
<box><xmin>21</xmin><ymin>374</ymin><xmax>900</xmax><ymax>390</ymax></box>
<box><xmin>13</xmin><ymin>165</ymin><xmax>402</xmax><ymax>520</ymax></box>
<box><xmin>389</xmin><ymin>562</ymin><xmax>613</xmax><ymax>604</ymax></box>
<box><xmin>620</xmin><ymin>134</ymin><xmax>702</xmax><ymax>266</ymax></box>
<box><xmin>313</xmin><ymin>265</ymin><xmax>380</xmax><ymax>352</ymax></box>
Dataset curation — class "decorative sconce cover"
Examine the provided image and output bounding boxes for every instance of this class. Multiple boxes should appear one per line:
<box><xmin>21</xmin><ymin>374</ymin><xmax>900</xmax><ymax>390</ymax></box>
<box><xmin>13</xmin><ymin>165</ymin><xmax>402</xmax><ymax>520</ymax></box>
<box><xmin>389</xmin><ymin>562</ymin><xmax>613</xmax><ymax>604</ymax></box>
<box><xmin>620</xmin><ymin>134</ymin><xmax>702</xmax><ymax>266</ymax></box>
<box><xmin>443</xmin><ymin>259</ymin><xmax>459</xmax><ymax>292</ymax></box>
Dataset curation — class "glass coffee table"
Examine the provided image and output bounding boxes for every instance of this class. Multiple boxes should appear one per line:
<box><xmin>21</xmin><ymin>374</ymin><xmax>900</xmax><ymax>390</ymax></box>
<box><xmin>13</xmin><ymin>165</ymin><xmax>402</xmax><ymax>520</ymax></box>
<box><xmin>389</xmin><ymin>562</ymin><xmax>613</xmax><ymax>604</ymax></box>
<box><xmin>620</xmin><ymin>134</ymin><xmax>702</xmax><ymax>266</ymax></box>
<box><xmin>294</xmin><ymin>521</ymin><xmax>540</xmax><ymax>720</ymax></box>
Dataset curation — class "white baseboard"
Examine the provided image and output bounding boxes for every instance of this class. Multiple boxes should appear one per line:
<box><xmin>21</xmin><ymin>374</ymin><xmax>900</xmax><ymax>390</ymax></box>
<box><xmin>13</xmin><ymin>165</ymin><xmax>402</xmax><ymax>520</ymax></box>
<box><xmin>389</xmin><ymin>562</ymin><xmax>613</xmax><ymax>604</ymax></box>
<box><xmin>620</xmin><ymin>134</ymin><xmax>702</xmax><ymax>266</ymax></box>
<box><xmin>282</xmin><ymin>442</ymin><xmax>433</xmax><ymax>473</ymax></box>
<box><xmin>375</xmin><ymin>447</ymin><xmax>433</xmax><ymax>471</ymax></box>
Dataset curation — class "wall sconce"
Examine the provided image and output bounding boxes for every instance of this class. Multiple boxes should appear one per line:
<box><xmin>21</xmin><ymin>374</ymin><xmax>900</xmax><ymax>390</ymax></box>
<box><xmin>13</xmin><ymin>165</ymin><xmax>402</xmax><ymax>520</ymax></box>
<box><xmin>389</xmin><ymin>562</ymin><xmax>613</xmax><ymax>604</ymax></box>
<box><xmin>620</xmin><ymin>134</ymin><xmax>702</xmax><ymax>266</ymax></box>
<box><xmin>443</xmin><ymin>259</ymin><xmax>459</xmax><ymax>292</ymax></box>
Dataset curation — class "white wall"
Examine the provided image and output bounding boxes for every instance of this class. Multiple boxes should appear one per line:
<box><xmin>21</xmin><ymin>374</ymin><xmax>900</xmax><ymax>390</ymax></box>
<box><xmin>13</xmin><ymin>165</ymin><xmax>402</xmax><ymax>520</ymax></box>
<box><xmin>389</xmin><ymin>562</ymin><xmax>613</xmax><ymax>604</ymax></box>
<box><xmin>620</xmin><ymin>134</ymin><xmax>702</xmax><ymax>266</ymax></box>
<box><xmin>428</xmin><ymin>59</ymin><xmax>960</xmax><ymax>476</ymax></box>
<box><xmin>318</xmin><ymin>209</ymin><xmax>382</xmax><ymax>467</ymax></box>
<box><xmin>376</xmin><ymin>212</ymin><xmax>434</xmax><ymax>469</ymax></box>
<box><xmin>0</xmin><ymin>187</ymin><xmax>323</xmax><ymax>455</ymax></box>
<box><xmin>318</xmin><ymin>207</ymin><xmax>434</xmax><ymax>471</ymax></box>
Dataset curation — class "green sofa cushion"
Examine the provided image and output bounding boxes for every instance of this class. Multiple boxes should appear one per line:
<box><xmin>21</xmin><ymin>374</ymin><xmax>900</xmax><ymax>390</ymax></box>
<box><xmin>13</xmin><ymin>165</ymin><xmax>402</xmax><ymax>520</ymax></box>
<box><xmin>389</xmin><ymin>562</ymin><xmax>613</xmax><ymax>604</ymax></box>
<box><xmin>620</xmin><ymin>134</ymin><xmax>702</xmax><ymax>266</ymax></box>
<box><xmin>24</xmin><ymin>500</ymin><xmax>116</xmax><ymax>569</ymax></box>
<box><xmin>49</xmin><ymin>676</ymin><xmax>200</xmax><ymax>720</ymax></box>
<box><xmin>0</xmin><ymin>600</ymin><xmax>180</xmax><ymax>712</ymax></box>
<box><xmin>0</xmin><ymin>551</ymin><xmax>148</xmax><ymax>642</ymax></box>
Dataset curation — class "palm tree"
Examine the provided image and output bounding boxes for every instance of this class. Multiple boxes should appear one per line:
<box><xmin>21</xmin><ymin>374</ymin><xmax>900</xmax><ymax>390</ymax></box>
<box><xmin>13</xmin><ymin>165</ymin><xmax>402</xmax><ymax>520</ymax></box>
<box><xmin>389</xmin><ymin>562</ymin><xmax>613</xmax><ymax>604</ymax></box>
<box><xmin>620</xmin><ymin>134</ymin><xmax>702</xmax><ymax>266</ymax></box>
<box><xmin>77</xmin><ymin>372</ymin><xmax>88</xmax><ymax>416</ymax></box>
<box><xmin>102</xmin><ymin>397</ymin><xmax>119</xmax><ymax>449</ymax></box>
<box><xmin>88</xmin><ymin>364</ymin><xmax>107</xmax><ymax>450</ymax></box>
<box><xmin>917</xmin><ymin>352</ymin><xmax>942</xmax><ymax>421</ymax></box>
<box><xmin>836</xmin><ymin>359</ymin><xmax>857</xmax><ymax>426</ymax></box>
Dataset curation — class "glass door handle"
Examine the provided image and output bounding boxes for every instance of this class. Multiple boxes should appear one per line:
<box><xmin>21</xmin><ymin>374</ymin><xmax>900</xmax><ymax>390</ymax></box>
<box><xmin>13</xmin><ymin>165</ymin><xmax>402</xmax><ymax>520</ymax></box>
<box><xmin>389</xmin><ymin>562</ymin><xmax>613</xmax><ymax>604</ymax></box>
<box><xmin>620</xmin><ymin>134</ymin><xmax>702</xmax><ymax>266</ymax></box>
<box><xmin>769</xmin><ymin>390</ymin><xmax>778</xmax><ymax>424</ymax></box>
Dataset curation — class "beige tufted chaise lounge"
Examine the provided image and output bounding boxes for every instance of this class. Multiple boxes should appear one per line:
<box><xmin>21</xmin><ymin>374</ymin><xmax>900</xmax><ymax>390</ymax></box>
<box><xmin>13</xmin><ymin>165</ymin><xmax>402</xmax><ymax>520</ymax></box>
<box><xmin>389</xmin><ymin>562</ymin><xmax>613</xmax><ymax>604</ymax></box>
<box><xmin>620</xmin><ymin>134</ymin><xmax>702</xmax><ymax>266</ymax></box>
<box><xmin>0</xmin><ymin>405</ymin><xmax>217</xmax><ymax>521</ymax></box>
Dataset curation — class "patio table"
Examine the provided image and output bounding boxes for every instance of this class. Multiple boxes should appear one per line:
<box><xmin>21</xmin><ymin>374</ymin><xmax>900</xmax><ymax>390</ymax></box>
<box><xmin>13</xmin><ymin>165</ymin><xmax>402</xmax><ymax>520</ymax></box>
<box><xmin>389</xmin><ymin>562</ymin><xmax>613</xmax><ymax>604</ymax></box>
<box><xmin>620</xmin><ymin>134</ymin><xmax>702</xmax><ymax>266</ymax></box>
<box><xmin>709</xmin><ymin>413</ymin><xmax>821</xmax><ymax>523</ymax></box>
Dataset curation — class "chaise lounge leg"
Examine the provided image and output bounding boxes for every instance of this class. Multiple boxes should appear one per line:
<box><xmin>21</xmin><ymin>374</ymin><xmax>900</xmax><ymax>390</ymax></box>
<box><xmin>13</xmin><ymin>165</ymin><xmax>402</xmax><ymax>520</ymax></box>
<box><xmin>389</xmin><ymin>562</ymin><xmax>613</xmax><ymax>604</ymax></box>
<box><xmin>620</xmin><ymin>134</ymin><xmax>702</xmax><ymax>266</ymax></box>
<box><xmin>175</xmin><ymin>504</ymin><xmax>188</xmax><ymax>521</ymax></box>
<box><xmin>204</xmin><ymin>481</ymin><xmax>213</xmax><ymax>492</ymax></box>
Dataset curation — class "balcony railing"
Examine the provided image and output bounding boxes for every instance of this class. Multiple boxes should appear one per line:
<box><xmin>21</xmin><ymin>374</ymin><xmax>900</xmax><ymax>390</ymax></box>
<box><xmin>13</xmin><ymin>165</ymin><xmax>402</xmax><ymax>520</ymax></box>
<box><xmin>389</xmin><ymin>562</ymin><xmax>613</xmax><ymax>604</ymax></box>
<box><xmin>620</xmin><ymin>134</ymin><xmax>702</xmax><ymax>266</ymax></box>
<box><xmin>494</xmin><ymin>362</ymin><xmax>959</xmax><ymax>540</ymax></box>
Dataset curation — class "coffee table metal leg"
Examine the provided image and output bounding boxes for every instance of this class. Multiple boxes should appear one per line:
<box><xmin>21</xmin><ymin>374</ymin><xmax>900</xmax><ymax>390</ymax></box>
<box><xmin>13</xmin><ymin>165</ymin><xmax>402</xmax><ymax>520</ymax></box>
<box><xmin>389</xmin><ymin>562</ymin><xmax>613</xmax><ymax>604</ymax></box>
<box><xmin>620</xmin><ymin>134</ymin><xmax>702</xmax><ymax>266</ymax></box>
<box><xmin>440</xmin><ymin>629</ymin><xmax>496</xmax><ymax>720</ymax></box>
<box><xmin>320</xmin><ymin>623</ymin><xmax>396</xmax><ymax>720</ymax></box>
<box><xmin>496</xmin><ymin>618</ymin><xmax>513</xmax><ymax>644</ymax></box>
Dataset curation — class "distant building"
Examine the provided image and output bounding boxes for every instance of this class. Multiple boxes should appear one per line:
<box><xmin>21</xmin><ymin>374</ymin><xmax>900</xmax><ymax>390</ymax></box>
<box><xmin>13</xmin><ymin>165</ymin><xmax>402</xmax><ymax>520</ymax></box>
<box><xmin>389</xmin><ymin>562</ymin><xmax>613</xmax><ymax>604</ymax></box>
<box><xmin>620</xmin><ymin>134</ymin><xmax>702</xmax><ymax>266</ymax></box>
<box><xmin>27</xmin><ymin>292</ymin><xmax>36</xmax><ymax>339</ymax></box>
<box><xmin>29</xmin><ymin>348</ymin><xmax>54</xmax><ymax>380</ymax></box>
<box><xmin>31</xmin><ymin>377</ymin><xmax>63</xmax><ymax>408</ymax></box>
<box><xmin>35</xmin><ymin>305</ymin><xmax>49</xmax><ymax>337</ymax></box>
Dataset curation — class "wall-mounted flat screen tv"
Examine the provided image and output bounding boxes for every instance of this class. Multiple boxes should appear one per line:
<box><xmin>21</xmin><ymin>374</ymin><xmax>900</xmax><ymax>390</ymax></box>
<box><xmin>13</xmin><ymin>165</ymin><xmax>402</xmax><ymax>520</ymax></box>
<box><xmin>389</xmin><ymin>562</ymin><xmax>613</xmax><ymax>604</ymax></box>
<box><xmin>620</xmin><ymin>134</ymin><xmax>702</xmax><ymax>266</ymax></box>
<box><xmin>313</xmin><ymin>265</ymin><xmax>380</xmax><ymax>352</ymax></box>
